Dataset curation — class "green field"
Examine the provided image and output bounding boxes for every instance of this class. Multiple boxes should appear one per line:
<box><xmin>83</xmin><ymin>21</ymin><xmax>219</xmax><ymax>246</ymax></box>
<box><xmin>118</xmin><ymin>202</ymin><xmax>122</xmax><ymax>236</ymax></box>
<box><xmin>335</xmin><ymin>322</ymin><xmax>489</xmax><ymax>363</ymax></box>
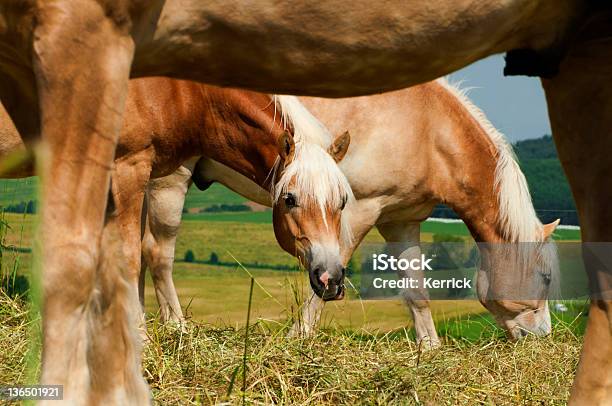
<box><xmin>183</xmin><ymin>183</ymin><xmax>248</xmax><ymax>209</ymax></box>
<box><xmin>0</xmin><ymin>205</ymin><xmax>586</xmax><ymax>334</ymax></box>
<box><xmin>0</xmin><ymin>178</ymin><xmax>37</xmax><ymax>206</ymax></box>
<box><xmin>0</xmin><ymin>177</ymin><xmax>248</xmax><ymax>210</ymax></box>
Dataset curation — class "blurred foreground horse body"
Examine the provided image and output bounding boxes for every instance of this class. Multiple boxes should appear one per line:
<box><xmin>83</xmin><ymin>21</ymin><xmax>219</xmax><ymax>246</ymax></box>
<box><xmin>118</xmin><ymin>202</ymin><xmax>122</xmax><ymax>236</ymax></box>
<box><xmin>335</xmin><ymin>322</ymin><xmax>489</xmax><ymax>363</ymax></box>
<box><xmin>0</xmin><ymin>0</ymin><xmax>609</xmax><ymax>403</ymax></box>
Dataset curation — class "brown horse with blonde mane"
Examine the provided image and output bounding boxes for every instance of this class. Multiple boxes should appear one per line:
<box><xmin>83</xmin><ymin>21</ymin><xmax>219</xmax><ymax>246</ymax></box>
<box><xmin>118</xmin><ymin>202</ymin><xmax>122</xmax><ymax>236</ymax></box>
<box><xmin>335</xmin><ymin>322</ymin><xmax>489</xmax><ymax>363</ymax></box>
<box><xmin>0</xmin><ymin>0</ymin><xmax>610</xmax><ymax>403</ymax></box>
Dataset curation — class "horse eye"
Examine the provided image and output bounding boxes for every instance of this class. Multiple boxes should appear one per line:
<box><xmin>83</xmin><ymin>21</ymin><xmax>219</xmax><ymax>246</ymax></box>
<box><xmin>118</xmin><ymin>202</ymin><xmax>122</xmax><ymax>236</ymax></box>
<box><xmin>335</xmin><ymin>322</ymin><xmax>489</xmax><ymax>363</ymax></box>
<box><xmin>284</xmin><ymin>193</ymin><xmax>297</xmax><ymax>208</ymax></box>
<box><xmin>340</xmin><ymin>196</ymin><xmax>347</xmax><ymax>210</ymax></box>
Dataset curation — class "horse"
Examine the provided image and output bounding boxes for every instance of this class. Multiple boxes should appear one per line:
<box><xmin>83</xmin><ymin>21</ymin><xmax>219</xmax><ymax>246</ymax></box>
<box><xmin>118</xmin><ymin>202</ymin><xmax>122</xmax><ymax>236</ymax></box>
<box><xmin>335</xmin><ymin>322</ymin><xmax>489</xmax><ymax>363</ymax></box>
<box><xmin>0</xmin><ymin>1</ymin><xmax>609</xmax><ymax>403</ymax></box>
<box><xmin>0</xmin><ymin>77</ymin><xmax>352</xmax><ymax>401</ymax></box>
<box><xmin>297</xmin><ymin>79</ymin><xmax>561</xmax><ymax>342</ymax></box>
<box><xmin>141</xmin><ymin>79</ymin><xmax>561</xmax><ymax>346</ymax></box>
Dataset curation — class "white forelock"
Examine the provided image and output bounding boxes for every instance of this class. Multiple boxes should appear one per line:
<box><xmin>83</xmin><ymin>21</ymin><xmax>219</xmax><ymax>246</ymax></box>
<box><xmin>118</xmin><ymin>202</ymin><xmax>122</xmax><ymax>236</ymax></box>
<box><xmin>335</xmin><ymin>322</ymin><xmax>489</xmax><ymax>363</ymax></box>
<box><xmin>272</xmin><ymin>95</ymin><xmax>354</xmax><ymax>245</ymax></box>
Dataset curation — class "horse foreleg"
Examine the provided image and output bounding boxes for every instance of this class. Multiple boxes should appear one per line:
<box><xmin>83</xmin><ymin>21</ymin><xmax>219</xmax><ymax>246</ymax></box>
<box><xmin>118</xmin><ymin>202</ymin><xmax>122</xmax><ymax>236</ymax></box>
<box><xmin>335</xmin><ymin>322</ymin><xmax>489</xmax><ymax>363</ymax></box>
<box><xmin>542</xmin><ymin>25</ymin><xmax>612</xmax><ymax>405</ymax></box>
<box><xmin>377</xmin><ymin>222</ymin><xmax>440</xmax><ymax>349</ymax></box>
<box><xmin>32</xmin><ymin>1</ymin><xmax>147</xmax><ymax>404</ymax></box>
<box><xmin>142</xmin><ymin>168</ymin><xmax>192</xmax><ymax>326</ymax></box>
<box><xmin>287</xmin><ymin>292</ymin><xmax>324</xmax><ymax>338</ymax></box>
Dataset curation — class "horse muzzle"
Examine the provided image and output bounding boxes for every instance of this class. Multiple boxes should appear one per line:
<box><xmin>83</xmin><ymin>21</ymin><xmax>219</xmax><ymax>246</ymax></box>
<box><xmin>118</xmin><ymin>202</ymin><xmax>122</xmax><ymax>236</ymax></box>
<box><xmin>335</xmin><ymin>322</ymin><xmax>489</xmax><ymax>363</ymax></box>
<box><xmin>309</xmin><ymin>266</ymin><xmax>345</xmax><ymax>301</ymax></box>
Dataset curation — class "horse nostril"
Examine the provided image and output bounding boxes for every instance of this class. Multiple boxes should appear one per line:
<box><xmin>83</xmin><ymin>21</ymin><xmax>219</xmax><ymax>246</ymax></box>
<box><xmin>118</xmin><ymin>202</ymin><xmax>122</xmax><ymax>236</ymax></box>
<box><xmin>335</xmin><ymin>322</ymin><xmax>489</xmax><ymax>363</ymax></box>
<box><xmin>318</xmin><ymin>270</ymin><xmax>330</xmax><ymax>287</ymax></box>
<box><xmin>308</xmin><ymin>267</ymin><xmax>328</xmax><ymax>298</ymax></box>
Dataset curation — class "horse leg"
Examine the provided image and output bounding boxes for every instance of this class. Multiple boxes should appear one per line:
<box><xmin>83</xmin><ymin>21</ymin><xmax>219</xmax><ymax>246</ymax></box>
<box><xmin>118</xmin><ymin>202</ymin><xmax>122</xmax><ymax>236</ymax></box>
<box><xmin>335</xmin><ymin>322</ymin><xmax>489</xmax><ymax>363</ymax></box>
<box><xmin>377</xmin><ymin>222</ymin><xmax>440</xmax><ymax>349</ymax></box>
<box><xmin>142</xmin><ymin>168</ymin><xmax>192</xmax><ymax>326</ymax></box>
<box><xmin>542</xmin><ymin>26</ymin><xmax>612</xmax><ymax>405</ymax></box>
<box><xmin>287</xmin><ymin>292</ymin><xmax>325</xmax><ymax>338</ymax></box>
<box><xmin>110</xmin><ymin>153</ymin><xmax>152</xmax><ymax>327</ymax></box>
<box><xmin>32</xmin><ymin>2</ymin><xmax>146</xmax><ymax>404</ymax></box>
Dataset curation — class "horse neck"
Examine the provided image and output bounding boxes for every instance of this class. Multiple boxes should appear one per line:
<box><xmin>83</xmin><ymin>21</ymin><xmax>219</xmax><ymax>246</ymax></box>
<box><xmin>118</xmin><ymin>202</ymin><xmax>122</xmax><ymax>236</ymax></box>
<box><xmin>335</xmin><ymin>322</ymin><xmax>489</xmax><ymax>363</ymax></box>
<box><xmin>441</xmin><ymin>168</ymin><xmax>506</xmax><ymax>243</ymax></box>
<box><xmin>427</xmin><ymin>80</ymin><xmax>544</xmax><ymax>245</ymax></box>
<box><xmin>195</xmin><ymin>87</ymin><xmax>282</xmax><ymax>190</ymax></box>
<box><xmin>428</xmin><ymin>113</ymin><xmax>506</xmax><ymax>243</ymax></box>
<box><xmin>453</xmin><ymin>196</ymin><xmax>505</xmax><ymax>243</ymax></box>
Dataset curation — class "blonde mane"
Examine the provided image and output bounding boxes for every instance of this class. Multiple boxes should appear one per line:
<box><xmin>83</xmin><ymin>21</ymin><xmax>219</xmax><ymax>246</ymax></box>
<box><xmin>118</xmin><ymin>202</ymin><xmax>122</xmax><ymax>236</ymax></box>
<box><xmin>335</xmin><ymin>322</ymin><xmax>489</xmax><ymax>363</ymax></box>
<box><xmin>271</xmin><ymin>95</ymin><xmax>354</xmax><ymax>244</ymax></box>
<box><xmin>437</xmin><ymin>78</ymin><xmax>543</xmax><ymax>243</ymax></box>
<box><xmin>437</xmin><ymin>78</ymin><xmax>560</xmax><ymax>295</ymax></box>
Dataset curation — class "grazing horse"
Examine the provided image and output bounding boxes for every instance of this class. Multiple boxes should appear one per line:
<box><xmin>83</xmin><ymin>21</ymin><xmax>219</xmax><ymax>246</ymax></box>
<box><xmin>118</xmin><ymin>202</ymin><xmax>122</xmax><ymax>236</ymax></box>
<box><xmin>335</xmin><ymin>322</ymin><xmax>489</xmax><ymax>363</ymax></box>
<box><xmin>0</xmin><ymin>0</ymin><xmax>609</xmax><ymax>403</ymax></box>
<box><xmin>297</xmin><ymin>79</ymin><xmax>560</xmax><ymax>342</ymax></box>
<box><xmin>142</xmin><ymin>79</ymin><xmax>561</xmax><ymax>345</ymax></box>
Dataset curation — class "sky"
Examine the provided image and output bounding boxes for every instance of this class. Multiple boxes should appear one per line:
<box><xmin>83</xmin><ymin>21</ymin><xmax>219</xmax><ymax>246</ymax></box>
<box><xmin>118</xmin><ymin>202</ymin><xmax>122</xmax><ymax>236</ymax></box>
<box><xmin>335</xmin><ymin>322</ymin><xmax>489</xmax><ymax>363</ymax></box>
<box><xmin>448</xmin><ymin>54</ymin><xmax>552</xmax><ymax>142</ymax></box>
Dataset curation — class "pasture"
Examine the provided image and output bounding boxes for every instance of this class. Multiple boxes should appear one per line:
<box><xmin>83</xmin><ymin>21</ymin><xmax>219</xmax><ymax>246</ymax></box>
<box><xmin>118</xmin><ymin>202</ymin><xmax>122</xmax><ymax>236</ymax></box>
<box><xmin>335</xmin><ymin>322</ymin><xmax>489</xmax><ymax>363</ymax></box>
<box><xmin>0</xmin><ymin>180</ymin><xmax>586</xmax><ymax>404</ymax></box>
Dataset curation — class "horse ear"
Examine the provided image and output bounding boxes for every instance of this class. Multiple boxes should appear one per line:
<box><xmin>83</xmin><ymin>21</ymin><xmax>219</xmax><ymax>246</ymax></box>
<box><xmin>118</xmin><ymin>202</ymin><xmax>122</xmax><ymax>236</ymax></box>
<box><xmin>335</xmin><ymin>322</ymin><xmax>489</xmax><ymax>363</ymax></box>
<box><xmin>277</xmin><ymin>131</ymin><xmax>295</xmax><ymax>161</ymax></box>
<box><xmin>329</xmin><ymin>131</ymin><xmax>351</xmax><ymax>162</ymax></box>
<box><xmin>542</xmin><ymin>219</ymin><xmax>560</xmax><ymax>239</ymax></box>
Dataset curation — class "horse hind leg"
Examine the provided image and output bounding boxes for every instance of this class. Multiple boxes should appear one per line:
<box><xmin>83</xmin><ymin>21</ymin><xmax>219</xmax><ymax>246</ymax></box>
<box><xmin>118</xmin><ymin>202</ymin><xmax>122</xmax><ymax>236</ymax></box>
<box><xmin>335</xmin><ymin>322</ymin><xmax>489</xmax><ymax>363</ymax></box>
<box><xmin>142</xmin><ymin>169</ymin><xmax>191</xmax><ymax>327</ymax></box>
<box><xmin>142</xmin><ymin>217</ymin><xmax>186</xmax><ymax>326</ymax></box>
<box><xmin>377</xmin><ymin>222</ymin><xmax>440</xmax><ymax>349</ymax></box>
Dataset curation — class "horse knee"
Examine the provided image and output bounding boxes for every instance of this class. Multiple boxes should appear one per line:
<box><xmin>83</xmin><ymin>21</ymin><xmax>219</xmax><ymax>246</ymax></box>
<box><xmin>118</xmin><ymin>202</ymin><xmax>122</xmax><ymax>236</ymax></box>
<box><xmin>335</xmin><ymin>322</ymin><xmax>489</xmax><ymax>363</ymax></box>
<box><xmin>44</xmin><ymin>241</ymin><xmax>99</xmax><ymax>308</ymax></box>
<box><xmin>142</xmin><ymin>237</ymin><xmax>172</xmax><ymax>278</ymax></box>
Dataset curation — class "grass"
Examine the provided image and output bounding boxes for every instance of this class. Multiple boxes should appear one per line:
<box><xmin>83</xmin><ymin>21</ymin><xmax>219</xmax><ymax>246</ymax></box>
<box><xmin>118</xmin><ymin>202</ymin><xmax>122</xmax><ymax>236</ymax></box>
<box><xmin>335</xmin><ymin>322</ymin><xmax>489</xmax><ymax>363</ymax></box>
<box><xmin>0</xmin><ymin>177</ymin><xmax>582</xmax><ymax>240</ymax></box>
<box><xmin>0</xmin><ymin>290</ymin><xmax>584</xmax><ymax>405</ymax></box>
<box><xmin>183</xmin><ymin>183</ymin><xmax>248</xmax><ymax>210</ymax></box>
<box><xmin>0</xmin><ymin>210</ymin><xmax>587</xmax><ymax>330</ymax></box>
<box><xmin>141</xmin><ymin>321</ymin><xmax>582</xmax><ymax>405</ymax></box>
<box><xmin>0</xmin><ymin>178</ymin><xmax>37</xmax><ymax>207</ymax></box>
<box><xmin>142</xmin><ymin>263</ymin><xmax>493</xmax><ymax>330</ymax></box>
<box><xmin>181</xmin><ymin>211</ymin><xmax>273</xmax><ymax>223</ymax></box>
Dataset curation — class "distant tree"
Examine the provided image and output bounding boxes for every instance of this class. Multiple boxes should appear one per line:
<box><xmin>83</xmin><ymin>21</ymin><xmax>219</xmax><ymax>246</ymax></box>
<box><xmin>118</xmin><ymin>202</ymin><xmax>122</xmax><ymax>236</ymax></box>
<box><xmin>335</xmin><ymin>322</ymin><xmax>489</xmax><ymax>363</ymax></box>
<box><xmin>26</xmin><ymin>200</ymin><xmax>36</xmax><ymax>214</ymax></box>
<box><xmin>464</xmin><ymin>246</ymin><xmax>479</xmax><ymax>268</ymax></box>
<box><xmin>513</xmin><ymin>135</ymin><xmax>557</xmax><ymax>160</ymax></box>
<box><xmin>346</xmin><ymin>256</ymin><xmax>361</xmax><ymax>277</ymax></box>
<box><xmin>428</xmin><ymin>234</ymin><xmax>468</xmax><ymax>270</ymax></box>
<box><xmin>184</xmin><ymin>250</ymin><xmax>195</xmax><ymax>263</ymax></box>
<box><xmin>209</xmin><ymin>252</ymin><xmax>219</xmax><ymax>264</ymax></box>
<box><xmin>202</xmin><ymin>204</ymin><xmax>251</xmax><ymax>213</ymax></box>
<box><xmin>6</xmin><ymin>202</ymin><xmax>25</xmax><ymax>213</ymax></box>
